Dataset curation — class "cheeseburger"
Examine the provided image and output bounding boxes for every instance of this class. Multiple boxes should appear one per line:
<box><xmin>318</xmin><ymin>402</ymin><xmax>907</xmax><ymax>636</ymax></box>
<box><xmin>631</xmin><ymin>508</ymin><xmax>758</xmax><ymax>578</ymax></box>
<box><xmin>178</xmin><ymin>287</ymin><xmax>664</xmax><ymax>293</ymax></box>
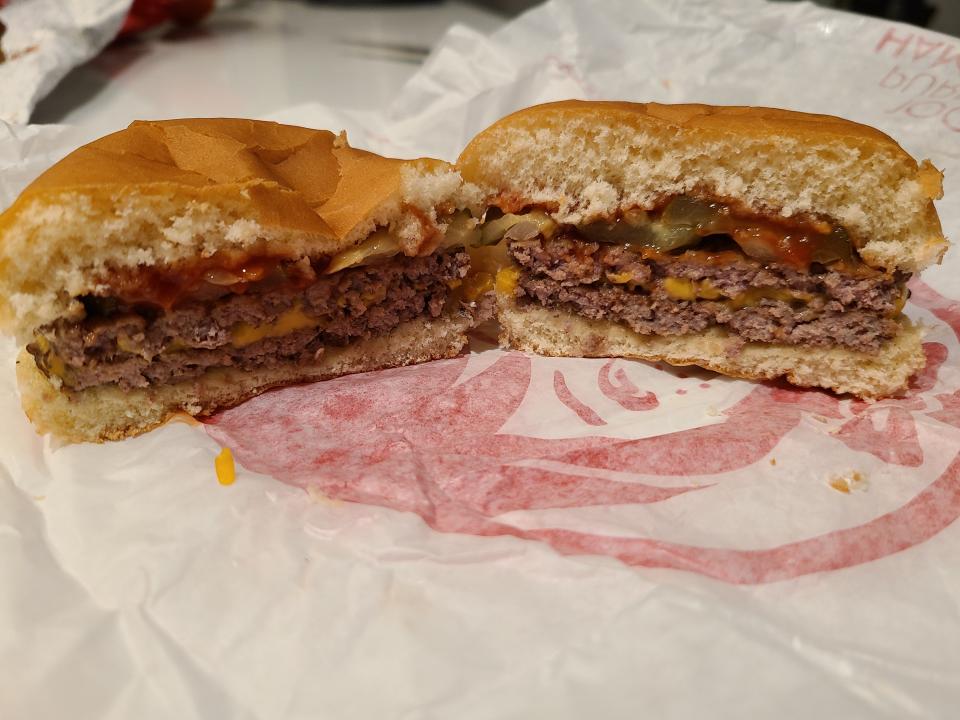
<box><xmin>459</xmin><ymin>101</ymin><xmax>947</xmax><ymax>398</ymax></box>
<box><xmin>0</xmin><ymin>119</ymin><xmax>487</xmax><ymax>441</ymax></box>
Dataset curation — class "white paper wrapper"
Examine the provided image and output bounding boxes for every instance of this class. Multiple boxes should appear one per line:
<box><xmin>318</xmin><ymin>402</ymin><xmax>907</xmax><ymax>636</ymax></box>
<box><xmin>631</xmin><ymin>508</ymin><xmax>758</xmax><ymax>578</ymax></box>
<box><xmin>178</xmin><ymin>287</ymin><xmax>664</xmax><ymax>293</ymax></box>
<box><xmin>3</xmin><ymin>1</ymin><xmax>960</xmax><ymax>716</ymax></box>
<box><xmin>0</xmin><ymin>0</ymin><xmax>131</xmax><ymax>125</ymax></box>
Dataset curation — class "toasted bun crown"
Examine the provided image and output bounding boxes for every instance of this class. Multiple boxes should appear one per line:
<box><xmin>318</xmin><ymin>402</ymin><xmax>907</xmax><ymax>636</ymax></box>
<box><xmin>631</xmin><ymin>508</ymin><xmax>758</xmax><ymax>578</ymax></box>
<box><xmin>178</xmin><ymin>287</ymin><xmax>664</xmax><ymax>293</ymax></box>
<box><xmin>458</xmin><ymin>100</ymin><xmax>947</xmax><ymax>273</ymax></box>
<box><xmin>0</xmin><ymin>118</ymin><xmax>474</xmax><ymax>338</ymax></box>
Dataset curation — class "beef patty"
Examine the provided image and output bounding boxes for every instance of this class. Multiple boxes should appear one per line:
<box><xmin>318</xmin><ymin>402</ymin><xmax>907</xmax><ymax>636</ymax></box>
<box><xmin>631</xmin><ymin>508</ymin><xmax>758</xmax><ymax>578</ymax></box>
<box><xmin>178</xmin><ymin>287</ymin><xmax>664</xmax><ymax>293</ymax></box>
<box><xmin>30</xmin><ymin>249</ymin><xmax>471</xmax><ymax>391</ymax></box>
<box><xmin>509</xmin><ymin>234</ymin><xmax>906</xmax><ymax>353</ymax></box>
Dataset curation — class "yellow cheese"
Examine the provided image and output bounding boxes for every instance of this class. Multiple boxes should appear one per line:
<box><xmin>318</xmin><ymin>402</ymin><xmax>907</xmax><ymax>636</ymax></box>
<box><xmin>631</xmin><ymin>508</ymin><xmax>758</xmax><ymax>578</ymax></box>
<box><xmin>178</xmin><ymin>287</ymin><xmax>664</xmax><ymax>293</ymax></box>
<box><xmin>662</xmin><ymin>277</ymin><xmax>697</xmax><ymax>301</ymax></box>
<box><xmin>697</xmin><ymin>279</ymin><xmax>722</xmax><ymax>300</ymax></box>
<box><xmin>116</xmin><ymin>333</ymin><xmax>139</xmax><ymax>355</ymax></box>
<box><xmin>495</xmin><ymin>266</ymin><xmax>521</xmax><ymax>296</ymax></box>
<box><xmin>727</xmin><ymin>287</ymin><xmax>806</xmax><ymax>309</ymax></box>
<box><xmin>606</xmin><ymin>271</ymin><xmax>634</xmax><ymax>284</ymax></box>
<box><xmin>215</xmin><ymin>447</ymin><xmax>236</xmax><ymax>486</ymax></box>
<box><xmin>660</xmin><ymin>277</ymin><xmax>808</xmax><ymax>308</ymax></box>
<box><xmin>231</xmin><ymin>305</ymin><xmax>318</xmax><ymax>348</ymax></box>
<box><xmin>48</xmin><ymin>352</ymin><xmax>68</xmax><ymax>380</ymax></box>
<box><xmin>32</xmin><ymin>334</ymin><xmax>69</xmax><ymax>381</ymax></box>
<box><xmin>462</xmin><ymin>272</ymin><xmax>494</xmax><ymax>301</ymax></box>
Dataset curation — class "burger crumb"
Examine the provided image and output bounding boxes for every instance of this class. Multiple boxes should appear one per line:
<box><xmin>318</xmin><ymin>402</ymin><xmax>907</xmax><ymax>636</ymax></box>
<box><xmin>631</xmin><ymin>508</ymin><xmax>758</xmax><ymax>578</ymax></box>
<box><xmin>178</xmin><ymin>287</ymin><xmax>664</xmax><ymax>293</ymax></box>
<box><xmin>829</xmin><ymin>470</ymin><xmax>866</xmax><ymax>494</ymax></box>
<box><xmin>215</xmin><ymin>446</ymin><xmax>236</xmax><ymax>486</ymax></box>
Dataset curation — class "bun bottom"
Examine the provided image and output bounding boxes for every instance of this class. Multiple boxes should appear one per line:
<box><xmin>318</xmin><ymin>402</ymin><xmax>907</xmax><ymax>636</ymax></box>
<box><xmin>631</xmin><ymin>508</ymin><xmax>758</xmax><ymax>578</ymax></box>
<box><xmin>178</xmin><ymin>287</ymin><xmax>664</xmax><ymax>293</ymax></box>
<box><xmin>17</xmin><ymin>311</ymin><xmax>475</xmax><ymax>443</ymax></box>
<box><xmin>497</xmin><ymin>301</ymin><xmax>925</xmax><ymax>399</ymax></box>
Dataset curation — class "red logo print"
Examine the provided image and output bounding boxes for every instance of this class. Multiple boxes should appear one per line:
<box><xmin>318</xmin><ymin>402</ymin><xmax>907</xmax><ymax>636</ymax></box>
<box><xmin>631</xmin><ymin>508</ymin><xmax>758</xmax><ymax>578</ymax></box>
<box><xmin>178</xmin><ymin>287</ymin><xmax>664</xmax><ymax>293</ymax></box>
<box><xmin>205</xmin><ymin>281</ymin><xmax>960</xmax><ymax>584</ymax></box>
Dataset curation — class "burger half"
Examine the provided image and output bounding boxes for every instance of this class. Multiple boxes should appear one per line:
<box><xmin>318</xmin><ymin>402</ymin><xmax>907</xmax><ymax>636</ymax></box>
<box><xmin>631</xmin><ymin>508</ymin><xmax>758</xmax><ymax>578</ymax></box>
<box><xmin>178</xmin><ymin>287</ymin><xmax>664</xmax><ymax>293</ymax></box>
<box><xmin>458</xmin><ymin>101</ymin><xmax>948</xmax><ymax>398</ymax></box>
<box><xmin>0</xmin><ymin>119</ymin><xmax>487</xmax><ymax>441</ymax></box>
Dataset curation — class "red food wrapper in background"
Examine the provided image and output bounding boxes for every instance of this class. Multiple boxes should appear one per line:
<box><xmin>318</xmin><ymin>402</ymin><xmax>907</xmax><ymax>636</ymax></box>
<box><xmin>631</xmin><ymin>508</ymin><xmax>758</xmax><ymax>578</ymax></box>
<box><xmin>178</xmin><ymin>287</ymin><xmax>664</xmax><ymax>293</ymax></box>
<box><xmin>118</xmin><ymin>0</ymin><xmax>214</xmax><ymax>38</ymax></box>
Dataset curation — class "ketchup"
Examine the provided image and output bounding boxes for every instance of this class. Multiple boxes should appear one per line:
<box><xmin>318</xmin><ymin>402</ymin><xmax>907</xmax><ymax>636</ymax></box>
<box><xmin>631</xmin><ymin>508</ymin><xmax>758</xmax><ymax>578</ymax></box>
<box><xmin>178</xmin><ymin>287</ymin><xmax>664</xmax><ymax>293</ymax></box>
<box><xmin>101</xmin><ymin>254</ymin><xmax>306</xmax><ymax>311</ymax></box>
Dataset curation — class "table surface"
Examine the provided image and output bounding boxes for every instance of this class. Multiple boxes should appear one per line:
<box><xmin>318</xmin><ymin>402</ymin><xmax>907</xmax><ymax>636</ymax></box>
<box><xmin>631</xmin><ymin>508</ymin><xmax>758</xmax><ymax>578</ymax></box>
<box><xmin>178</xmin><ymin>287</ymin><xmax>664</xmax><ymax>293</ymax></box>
<box><xmin>31</xmin><ymin>0</ymin><xmax>504</xmax><ymax>135</ymax></box>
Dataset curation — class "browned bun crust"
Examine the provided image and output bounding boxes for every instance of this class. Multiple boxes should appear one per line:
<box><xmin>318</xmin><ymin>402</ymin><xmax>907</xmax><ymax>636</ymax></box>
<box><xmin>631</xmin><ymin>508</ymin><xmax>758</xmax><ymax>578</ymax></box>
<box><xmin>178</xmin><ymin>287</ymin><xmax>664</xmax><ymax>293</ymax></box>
<box><xmin>7</xmin><ymin>117</ymin><xmax>430</xmax><ymax>243</ymax></box>
<box><xmin>458</xmin><ymin>100</ymin><xmax>947</xmax><ymax>273</ymax></box>
<box><xmin>17</xmin><ymin>309</ymin><xmax>475</xmax><ymax>443</ymax></box>
<box><xmin>465</xmin><ymin>100</ymin><xmax>906</xmax><ymax>154</ymax></box>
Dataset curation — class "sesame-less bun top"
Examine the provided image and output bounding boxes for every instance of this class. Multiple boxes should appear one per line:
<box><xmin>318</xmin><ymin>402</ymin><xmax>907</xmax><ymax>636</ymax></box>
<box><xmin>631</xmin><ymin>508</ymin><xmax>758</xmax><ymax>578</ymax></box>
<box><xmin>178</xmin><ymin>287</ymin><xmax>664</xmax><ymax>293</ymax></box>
<box><xmin>0</xmin><ymin>118</ymin><xmax>474</xmax><ymax>339</ymax></box>
<box><xmin>457</xmin><ymin>100</ymin><xmax>947</xmax><ymax>273</ymax></box>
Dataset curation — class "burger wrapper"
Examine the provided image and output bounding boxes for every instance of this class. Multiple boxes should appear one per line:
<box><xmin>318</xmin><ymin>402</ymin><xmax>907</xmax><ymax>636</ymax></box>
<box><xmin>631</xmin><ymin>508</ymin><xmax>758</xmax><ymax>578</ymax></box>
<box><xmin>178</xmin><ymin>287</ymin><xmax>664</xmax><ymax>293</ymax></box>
<box><xmin>0</xmin><ymin>0</ymin><xmax>132</xmax><ymax>125</ymax></box>
<box><xmin>3</xmin><ymin>0</ymin><xmax>960</xmax><ymax>716</ymax></box>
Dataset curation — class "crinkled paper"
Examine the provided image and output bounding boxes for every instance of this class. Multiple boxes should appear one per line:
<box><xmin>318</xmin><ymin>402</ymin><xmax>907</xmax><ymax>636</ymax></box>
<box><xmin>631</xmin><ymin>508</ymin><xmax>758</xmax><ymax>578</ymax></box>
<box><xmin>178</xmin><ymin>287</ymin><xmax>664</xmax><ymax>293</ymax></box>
<box><xmin>0</xmin><ymin>0</ymin><xmax>131</xmax><ymax>125</ymax></box>
<box><xmin>3</xmin><ymin>1</ymin><xmax>960</xmax><ymax>717</ymax></box>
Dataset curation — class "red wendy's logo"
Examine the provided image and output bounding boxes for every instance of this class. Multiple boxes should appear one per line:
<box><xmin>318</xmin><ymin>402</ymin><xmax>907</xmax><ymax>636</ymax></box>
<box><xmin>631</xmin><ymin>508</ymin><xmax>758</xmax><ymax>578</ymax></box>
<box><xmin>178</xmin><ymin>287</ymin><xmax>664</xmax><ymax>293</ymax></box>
<box><xmin>205</xmin><ymin>281</ymin><xmax>960</xmax><ymax>584</ymax></box>
<box><xmin>552</xmin><ymin>360</ymin><xmax>659</xmax><ymax>425</ymax></box>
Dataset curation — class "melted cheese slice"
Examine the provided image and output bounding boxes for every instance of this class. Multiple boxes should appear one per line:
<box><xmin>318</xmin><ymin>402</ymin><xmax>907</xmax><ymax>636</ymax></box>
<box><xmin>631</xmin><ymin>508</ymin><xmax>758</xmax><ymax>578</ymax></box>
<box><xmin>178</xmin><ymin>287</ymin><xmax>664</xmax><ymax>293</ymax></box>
<box><xmin>495</xmin><ymin>266</ymin><xmax>521</xmax><ymax>296</ymax></box>
<box><xmin>231</xmin><ymin>305</ymin><xmax>318</xmax><ymax>347</ymax></box>
<box><xmin>726</xmin><ymin>287</ymin><xmax>808</xmax><ymax>309</ymax></box>
<box><xmin>661</xmin><ymin>277</ymin><xmax>808</xmax><ymax>307</ymax></box>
